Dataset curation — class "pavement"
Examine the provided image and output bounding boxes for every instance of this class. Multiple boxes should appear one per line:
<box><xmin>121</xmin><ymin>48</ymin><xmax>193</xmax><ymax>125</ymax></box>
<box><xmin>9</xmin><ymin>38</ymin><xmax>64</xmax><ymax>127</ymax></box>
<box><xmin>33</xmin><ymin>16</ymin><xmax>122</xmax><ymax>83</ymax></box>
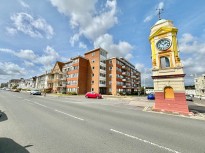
<box><xmin>45</xmin><ymin>93</ymin><xmax>205</xmax><ymax>120</ymax></box>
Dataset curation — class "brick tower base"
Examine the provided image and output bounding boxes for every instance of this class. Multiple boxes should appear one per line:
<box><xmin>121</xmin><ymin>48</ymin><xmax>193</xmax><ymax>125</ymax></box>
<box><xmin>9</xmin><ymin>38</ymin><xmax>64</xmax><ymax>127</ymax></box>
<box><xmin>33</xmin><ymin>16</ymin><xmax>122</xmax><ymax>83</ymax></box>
<box><xmin>153</xmin><ymin>92</ymin><xmax>191</xmax><ymax>115</ymax></box>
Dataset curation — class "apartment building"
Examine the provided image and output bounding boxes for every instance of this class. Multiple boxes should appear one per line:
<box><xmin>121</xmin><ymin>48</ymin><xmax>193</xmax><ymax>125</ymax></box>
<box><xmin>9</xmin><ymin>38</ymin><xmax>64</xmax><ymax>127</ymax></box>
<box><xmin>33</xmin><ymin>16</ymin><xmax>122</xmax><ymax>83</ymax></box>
<box><xmin>63</xmin><ymin>56</ymin><xmax>88</xmax><ymax>94</ymax></box>
<box><xmin>195</xmin><ymin>74</ymin><xmax>205</xmax><ymax>97</ymax></box>
<box><xmin>46</xmin><ymin>48</ymin><xmax>141</xmax><ymax>95</ymax></box>
<box><xmin>107</xmin><ymin>57</ymin><xmax>141</xmax><ymax>95</ymax></box>
<box><xmin>35</xmin><ymin>74</ymin><xmax>49</xmax><ymax>89</ymax></box>
<box><xmin>48</xmin><ymin>61</ymin><xmax>66</xmax><ymax>93</ymax></box>
<box><xmin>19</xmin><ymin>77</ymin><xmax>36</xmax><ymax>89</ymax></box>
<box><xmin>84</xmin><ymin>48</ymin><xmax>107</xmax><ymax>94</ymax></box>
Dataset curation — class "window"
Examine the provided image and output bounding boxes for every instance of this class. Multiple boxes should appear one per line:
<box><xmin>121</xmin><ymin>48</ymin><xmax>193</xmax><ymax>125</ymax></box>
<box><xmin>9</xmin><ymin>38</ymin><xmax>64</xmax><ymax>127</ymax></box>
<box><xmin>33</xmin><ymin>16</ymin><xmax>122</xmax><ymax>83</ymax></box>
<box><xmin>100</xmin><ymin>80</ymin><xmax>106</xmax><ymax>84</ymax></box>
<box><xmin>109</xmin><ymin>60</ymin><xmax>112</xmax><ymax>64</ymax></box>
<box><xmin>92</xmin><ymin>81</ymin><xmax>94</xmax><ymax>84</ymax></box>
<box><xmin>100</xmin><ymin>66</ymin><xmax>106</xmax><ymax>70</ymax></box>
<box><xmin>92</xmin><ymin>66</ymin><xmax>95</xmax><ymax>69</ymax></box>
<box><xmin>109</xmin><ymin>67</ymin><xmax>112</xmax><ymax>70</ymax></box>
<box><xmin>91</xmin><ymin>88</ymin><xmax>94</xmax><ymax>91</ymax></box>
<box><xmin>109</xmin><ymin>88</ymin><xmax>112</xmax><ymax>92</ymax></box>
<box><xmin>92</xmin><ymin>52</ymin><xmax>95</xmax><ymax>56</ymax></box>
<box><xmin>92</xmin><ymin>74</ymin><xmax>94</xmax><ymax>77</ymax></box>
<box><xmin>92</xmin><ymin>60</ymin><xmax>95</xmax><ymax>63</ymax></box>
<box><xmin>160</xmin><ymin>56</ymin><xmax>170</xmax><ymax>69</ymax></box>
<box><xmin>100</xmin><ymin>73</ymin><xmax>106</xmax><ymax>77</ymax></box>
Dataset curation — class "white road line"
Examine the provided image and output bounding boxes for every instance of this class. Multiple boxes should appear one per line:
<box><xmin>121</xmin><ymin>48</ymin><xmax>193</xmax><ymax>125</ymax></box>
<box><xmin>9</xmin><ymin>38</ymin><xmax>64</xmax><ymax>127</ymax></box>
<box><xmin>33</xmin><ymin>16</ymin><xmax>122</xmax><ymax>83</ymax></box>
<box><xmin>110</xmin><ymin>129</ymin><xmax>181</xmax><ymax>153</ymax></box>
<box><xmin>55</xmin><ymin>109</ymin><xmax>84</xmax><ymax>121</ymax></box>
<box><xmin>24</xmin><ymin>99</ymin><xmax>31</xmax><ymax>102</ymax></box>
<box><xmin>34</xmin><ymin>102</ymin><xmax>48</xmax><ymax>108</ymax></box>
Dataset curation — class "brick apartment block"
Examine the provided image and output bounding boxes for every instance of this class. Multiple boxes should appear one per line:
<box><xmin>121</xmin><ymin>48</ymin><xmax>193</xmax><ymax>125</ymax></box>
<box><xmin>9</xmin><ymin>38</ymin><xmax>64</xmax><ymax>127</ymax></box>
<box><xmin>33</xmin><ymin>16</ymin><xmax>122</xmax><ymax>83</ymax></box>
<box><xmin>61</xmin><ymin>48</ymin><xmax>141</xmax><ymax>95</ymax></box>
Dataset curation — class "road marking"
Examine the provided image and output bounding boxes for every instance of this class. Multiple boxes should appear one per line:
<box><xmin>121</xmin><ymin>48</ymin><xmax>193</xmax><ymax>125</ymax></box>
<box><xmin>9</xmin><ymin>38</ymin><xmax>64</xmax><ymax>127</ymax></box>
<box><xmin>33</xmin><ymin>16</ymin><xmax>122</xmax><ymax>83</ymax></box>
<box><xmin>24</xmin><ymin>99</ymin><xmax>31</xmax><ymax>102</ymax></box>
<box><xmin>110</xmin><ymin>129</ymin><xmax>180</xmax><ymax>153</ymax></box>
<box><xmin>34</xmin><ymin>102</ymin><xmax>48</xmax><ymax>108</ymax></box>
<box><xmin>55</xmin><ymin>109</ymin><xmax>84</xmax><ymax>121</ymax></box>
<box><xmin>24</xmin><ymin>99</ymin><xmax>49</xmax><ymax>108</ymax></box>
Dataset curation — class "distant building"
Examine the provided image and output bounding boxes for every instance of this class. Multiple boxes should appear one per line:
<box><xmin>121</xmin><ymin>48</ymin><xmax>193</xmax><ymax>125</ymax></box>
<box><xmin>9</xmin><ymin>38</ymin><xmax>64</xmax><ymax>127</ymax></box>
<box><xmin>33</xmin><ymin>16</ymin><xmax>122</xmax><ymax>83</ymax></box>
<box><xmin>0</xmin><ymin>82</ymin><xmax>8</xmax><ymax>88</ymax></box>
<box><xmin>35</xmin><ymin>74</ymin><xmax>49</xmax><ymax>89</ymax></box>
<box><xmin>8</xmin><ymin>79</ymin><xmax>21</xmax><ymax>88</ymax></box>
<box><xmin>195</xmin><ymin>74</ymin><xmax>205</xmax><ymax>97</ymax></box>
<box><xmin>19</xmin><ymin>77</ymin><xmax>36</xmax><ymax>89</ymax></box>
<box><xmin>48</xmin><ymin>61</ymin><xmax>66</xmax><ymax>93</ymax></box>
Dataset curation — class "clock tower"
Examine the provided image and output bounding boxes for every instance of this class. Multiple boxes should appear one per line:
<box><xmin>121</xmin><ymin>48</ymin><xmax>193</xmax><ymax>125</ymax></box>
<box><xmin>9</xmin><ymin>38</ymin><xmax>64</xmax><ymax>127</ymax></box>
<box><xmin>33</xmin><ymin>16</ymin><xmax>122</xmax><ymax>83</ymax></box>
<box><xmin>149</xmin><ymin>19</ymin><xmax>190</xmax><ymax>115</ymax></box>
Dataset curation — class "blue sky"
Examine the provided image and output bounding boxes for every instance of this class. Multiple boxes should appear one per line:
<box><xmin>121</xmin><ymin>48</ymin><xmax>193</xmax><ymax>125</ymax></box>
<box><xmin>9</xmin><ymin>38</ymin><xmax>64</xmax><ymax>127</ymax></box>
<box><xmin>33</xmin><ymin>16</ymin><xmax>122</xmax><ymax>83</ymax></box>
<box><xmin>0</xmin><ymin>0</ymin><xmax>205</xmax><ymax>86</ymax></box>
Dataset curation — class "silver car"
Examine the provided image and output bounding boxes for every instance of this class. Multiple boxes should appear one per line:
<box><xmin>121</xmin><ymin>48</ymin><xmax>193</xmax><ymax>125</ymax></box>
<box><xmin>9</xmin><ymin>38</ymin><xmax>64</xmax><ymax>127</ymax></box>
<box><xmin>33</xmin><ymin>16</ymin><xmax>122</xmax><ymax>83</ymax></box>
<box><xmin>30</xmin><ymin>89</ymin><xmax>41</xmax><ymax>95</ymax></box>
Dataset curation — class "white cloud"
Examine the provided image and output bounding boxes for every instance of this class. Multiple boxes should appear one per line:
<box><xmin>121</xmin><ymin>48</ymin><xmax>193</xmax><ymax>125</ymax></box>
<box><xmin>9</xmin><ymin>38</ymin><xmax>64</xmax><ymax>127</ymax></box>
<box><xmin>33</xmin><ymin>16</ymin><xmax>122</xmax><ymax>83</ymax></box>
<box><xmin>24</xmin><ymin>61</ymin><xmax>34</xmax><ymax>67</ymax></box>
<box><xmin>19</xmin><ymin>0</ymin><xmax>30</xmax><ymax>8</ymax></box>
<box><xmin>50</xmin><ymin>0</ymin><xmax>134</xmax><ymax>59</ymax></box>
<box><xmin>0</xmin><ymin>46</ymin><xmax>64</xmax><ymax>72</ymax></box>
<box><xmin>135</xmin><ymin>63</ymin><xmax>145</xmax><ymax>72</ymax></box>
<box><xmin>15</xmin><ymin>49</ymin><xmax>37</xmax><ymax>60</ymax></box>
<box><xmin>158</xmin><ymin>2</ymin><xmax>164</xmax><ymax>9</ymax></box>
<box><xmin>0</xmin><ymin>62</ymin><xmax>26</xmax><ymax>75</ymax></box>
<box><xmin>79</xmin><ymin>42</ymin><xmax>87</xmax><ymax>49</ymax></box>
<box><xmin>50</xmin><ymin>0</ymin><xmax>117</xmax><ymax>43</ymax></box>
<box><xmin>7</xmin><ymin>12</ymin><xmax>54</xmax><ymax>39</ymax></box>
<box><xmin>144</xmin><ymin>1</ymin><xmax>164</xmax><ymax>22</ymax></box>
<box><xmin>94</xmin><ymin>33</ymin><xmax>134</xmax><ymax>58</ymax></box>
<box><xmin>144</xmin><ymin>15</ymin><xmax>153</xmax><ymax>23</ymax></box>
<box><xmin>178</xmin><ymin>33</ymin><xmax>205</xmax><ymax>84</ymax></box>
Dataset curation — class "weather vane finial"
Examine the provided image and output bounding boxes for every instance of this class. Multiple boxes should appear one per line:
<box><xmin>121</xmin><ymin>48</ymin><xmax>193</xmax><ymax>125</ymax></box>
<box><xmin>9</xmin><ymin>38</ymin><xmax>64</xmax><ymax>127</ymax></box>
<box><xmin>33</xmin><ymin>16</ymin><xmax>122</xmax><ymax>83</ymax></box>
<box><xmin>156</xmin><ymin>8</ymin><xmax>164</xmax><ymax>20</ymax></box>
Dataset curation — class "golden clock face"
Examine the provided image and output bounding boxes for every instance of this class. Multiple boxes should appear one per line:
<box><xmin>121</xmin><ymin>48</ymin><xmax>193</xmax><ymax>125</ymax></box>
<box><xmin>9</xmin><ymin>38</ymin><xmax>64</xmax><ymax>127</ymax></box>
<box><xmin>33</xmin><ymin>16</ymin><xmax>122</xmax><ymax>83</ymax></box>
<box><xmin>156</xmin><ymin>38</ymin><xmax>172</xmax><ymax>51</ymax></box>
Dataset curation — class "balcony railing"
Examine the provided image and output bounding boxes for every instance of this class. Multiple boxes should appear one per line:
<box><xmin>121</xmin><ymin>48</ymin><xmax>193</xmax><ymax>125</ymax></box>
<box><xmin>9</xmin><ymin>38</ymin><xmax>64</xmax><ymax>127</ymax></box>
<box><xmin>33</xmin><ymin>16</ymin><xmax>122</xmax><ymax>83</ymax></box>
<box><xmin>100</xmin><ymin>69</ymin><xmax>106</xmax><ymax>74</ymax></box>
<box><xmin>122</xmin><ymin>65</ymin><xmax>126</xmax><ymax>69</ymax></box>
<box><xmin>100</xmin><ymin>55</ymin><xmax>107</xmax><ymax>60</ymax></box>
<box><xmin>99</xmin><ymin>84</ymin><xmax>106</xmax><ymax>87</ymax></box>
<box><xmin>122</xmin><ymin>72</ymin><xmax>126</xmax><ymax>75</ymax></box>
<box><xmin>100</xmin><ymin>62</ymin><xmax>106</xmax><ymax>67</ymax></box>
<box><xmin>100</xmin><ymin>77</ymin><xmax>106</xmax><ymax>80</ymax></box>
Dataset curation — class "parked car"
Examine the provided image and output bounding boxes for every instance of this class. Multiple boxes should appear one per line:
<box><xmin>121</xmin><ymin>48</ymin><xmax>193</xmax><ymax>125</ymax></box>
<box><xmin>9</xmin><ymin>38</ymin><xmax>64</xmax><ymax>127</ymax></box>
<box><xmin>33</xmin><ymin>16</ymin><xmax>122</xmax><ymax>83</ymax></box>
<box><xmin>30</xmin><ymin>89</ymin><xmax>41</xmax><ymax>95</ymax></box>
<box><xmin>186</xmin><ymin>95</ymin><xmax>193</xmax><ymax>101</ymax></box>
<box><xmin>147</xmin><ymin>93</ymin><xmax>155</xmax><ymax>100</ymax></box>
<box><xmin>85</xmin><ymin>92</ymin><xmax>102</xmax><ymax>99</ymax></box>
<box><xmin>12</xmin><ymin>89</ymin><xmax>20</xmax><ymax>92</ymax></box>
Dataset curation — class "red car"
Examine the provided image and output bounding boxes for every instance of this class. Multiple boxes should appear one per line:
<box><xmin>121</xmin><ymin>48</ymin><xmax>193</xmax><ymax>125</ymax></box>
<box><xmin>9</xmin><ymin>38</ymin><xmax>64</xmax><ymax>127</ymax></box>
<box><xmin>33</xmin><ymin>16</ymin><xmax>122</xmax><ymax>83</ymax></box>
<box><xmin>85</xmin><ymin>92</ymin><xmax>102</xmax><ymax>99</ymax></box>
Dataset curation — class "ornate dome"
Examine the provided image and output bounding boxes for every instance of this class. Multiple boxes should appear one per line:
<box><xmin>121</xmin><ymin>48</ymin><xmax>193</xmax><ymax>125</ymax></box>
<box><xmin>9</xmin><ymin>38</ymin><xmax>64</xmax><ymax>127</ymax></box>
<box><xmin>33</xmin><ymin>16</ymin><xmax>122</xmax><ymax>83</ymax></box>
<box><xmin>154</xmin><ymin>19</ymin><xmax>167</xmax><ymax>25</ymax></box>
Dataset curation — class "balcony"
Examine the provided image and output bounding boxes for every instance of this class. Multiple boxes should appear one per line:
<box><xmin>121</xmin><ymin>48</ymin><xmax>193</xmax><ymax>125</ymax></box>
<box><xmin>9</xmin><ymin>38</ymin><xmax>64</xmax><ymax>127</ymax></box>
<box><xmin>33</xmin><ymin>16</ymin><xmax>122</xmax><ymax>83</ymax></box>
<box><xmin>122</xmin><ymin>85</ymin><xmax>127</xmax><ymax>88</ymax></box>
<box><xmin>99</xmin><ymin>84</ymin><xmax>106</xmax><ymax>87</ymax></box>
<box><xmin>122</xmin><ymin>65</ymin><xmax>126</xmax><ymax>69</ymax></box>
<box><xmin>122</xmin><ymin>79</ymin><xmax>126</xmax><ymax>82</ymax></box>
<box><xmin>100</xmin><ymin>77</ymin><xmax>106</xmax><ymax>80</ymax></box>
<box><xmin>100</xmin><ymin>69</ymin><xmax>106</xmax><ymax>74</ymax></box>
<box><xmin>122</xmin><ymin>72</ymin><xmax>126</xmax><ymax>75</ymax></box>
<box><xmin>100</xmin><ymin>62</ymin><xmax>106</xmax><ymax>67</ymax></box>
<box><xmin>131</xmin><ymin>75</ymin><xmax>136</xmax><ymax>78</ymax></box>
<box><xmin>100</xmin><ymin>55</ymin><xmax>107</xmax><ymax>60</ymax></box>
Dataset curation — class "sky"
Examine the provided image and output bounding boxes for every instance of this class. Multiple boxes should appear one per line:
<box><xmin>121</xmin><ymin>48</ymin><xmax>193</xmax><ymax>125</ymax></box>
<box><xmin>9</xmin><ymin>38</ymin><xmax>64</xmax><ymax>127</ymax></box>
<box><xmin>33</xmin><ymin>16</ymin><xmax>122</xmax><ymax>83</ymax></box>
<box><xmin>0</xmin><ymin>0</ymin><xmax>205</xmax><ymax>86</ymax></box>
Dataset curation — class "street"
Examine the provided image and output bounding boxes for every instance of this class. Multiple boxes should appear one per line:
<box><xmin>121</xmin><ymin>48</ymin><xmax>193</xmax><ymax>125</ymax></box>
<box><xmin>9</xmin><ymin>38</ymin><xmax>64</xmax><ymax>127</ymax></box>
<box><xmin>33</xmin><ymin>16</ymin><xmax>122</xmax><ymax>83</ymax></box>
<box><xmin>0</xmin><ymin>91</ymin><xmax>205</xmax><ymax>153</ymax></box>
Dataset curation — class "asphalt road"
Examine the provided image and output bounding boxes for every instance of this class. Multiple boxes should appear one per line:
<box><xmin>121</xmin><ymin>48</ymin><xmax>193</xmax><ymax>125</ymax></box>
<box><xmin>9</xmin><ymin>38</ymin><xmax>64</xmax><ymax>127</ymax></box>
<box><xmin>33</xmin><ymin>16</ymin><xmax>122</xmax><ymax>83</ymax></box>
<box><xmin>0</xmin><ymin>91</ymin><xmax>205</xmax><ymax>153</ymax></box>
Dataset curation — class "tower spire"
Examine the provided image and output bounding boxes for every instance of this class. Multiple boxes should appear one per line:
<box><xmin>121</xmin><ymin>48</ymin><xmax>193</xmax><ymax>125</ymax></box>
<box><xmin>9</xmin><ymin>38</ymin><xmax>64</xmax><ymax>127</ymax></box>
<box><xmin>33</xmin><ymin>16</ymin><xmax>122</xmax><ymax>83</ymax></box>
<box><xmin>156</xmin><ymin>8</ymin><xmax>164</xmax><ymax>20</ymax></box>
